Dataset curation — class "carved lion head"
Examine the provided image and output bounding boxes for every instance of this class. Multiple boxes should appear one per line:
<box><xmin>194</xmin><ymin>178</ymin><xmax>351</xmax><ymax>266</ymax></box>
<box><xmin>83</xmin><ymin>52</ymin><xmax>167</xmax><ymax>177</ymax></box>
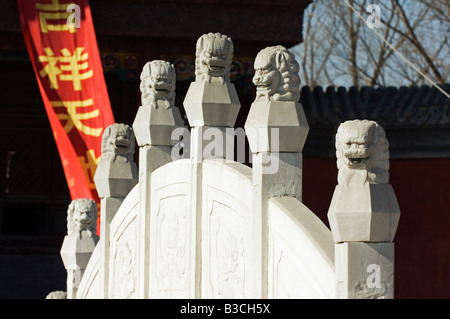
<box><xmin>140</xmin><ymin>60</ymin><xmax>176</xmax><ymax>108</ymax></box>
<box><xmin>336</xmin><ymin>120</ymin><xmax>389</xmax><ymax>184</ymax></box>
<box><xmin>101</xmin><ymin>123</ymin><xmax>135</xmax><ymax>162</ymax></box>
<box><xmin>253</xmin><ymin>45</ymin><xmax>300</xmax><ymax>102</ymax></box>
<box><xmin>195</xmin><ymin>32</ymin><xmax>234</xmax><ymax>83</ymax></box>
<box><xmin>67</xmin><ymin>198</ymin><xmax>98</xmax><ymax>238</ymax></box>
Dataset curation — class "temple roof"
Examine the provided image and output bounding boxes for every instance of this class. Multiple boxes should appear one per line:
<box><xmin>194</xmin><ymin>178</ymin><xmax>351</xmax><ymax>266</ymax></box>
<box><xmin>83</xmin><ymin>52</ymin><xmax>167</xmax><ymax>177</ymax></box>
<box><xmin>300</xmin><ymin>84</ymin><xmax>450</xmax><ymax>159</ymax></box>
<box><xmin>300</xmin><ymin>84</ymin><xmax>450</xmax><ymax>127</ymax></box>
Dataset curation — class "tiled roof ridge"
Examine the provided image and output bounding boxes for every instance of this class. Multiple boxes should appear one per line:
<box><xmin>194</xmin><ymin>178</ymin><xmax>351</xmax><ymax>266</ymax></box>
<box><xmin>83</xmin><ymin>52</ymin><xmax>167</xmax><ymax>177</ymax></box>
<box><xmin>299</xmin><ymin>84</ymin><xmax>450</xmax><ymax>126</ymax></box>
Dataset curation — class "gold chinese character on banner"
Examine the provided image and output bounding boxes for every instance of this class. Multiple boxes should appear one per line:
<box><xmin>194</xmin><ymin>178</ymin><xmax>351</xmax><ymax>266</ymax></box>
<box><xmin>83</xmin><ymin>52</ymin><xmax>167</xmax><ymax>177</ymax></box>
<box><xmin>78</xmin><ymin>150</ymin><xmax>100</xmax><ymax>189</ymax></box>
<box><xmin>36</xmin><ymin>0</ymin><xmax>77</xmax><ymax>33</ymax></box>
<box><xmin>78</xmin><ymin>149</ymin><xmax>101</xmax><ymax>190</ymax></box>
<box><xmin>51</xmin><ymin>99</ymin><xmax>103</xmax><ymax>137</ymax></box>
<box><xmin>38</xmin><ymin>47</ymin><xmax>93</xmax><ymax>91</ymax></box>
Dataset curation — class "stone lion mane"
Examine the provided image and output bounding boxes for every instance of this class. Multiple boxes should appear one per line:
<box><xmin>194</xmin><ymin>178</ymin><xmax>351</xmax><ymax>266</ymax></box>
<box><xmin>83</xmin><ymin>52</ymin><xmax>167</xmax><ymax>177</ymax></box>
<box><xmin>101</xmin><ymin>123</ymin><xmax>135</xmax><ymax>162</ymax></box>
<box><xmin>195</xmin><ymin>32</ymin><xmax>234</xmax><ymax>83</ymax></box>
<box><xmin>67</xmin><ymin>198</ymin><xmax>98</xmax><ymax>238</ymax></box>
<box><xmin>254</xmin><ymin>45</ymin><xmax>300</xmax><ymax>102</ymax></box>
<box><xmin>139</xmin><ymin>60</ymin><xmax>176</xmax><ymax>108</ymax></box>
<box><xmin>336</xmin><ymin>119</ymin><xmax>389</xmax><ymax>184</ymax></box>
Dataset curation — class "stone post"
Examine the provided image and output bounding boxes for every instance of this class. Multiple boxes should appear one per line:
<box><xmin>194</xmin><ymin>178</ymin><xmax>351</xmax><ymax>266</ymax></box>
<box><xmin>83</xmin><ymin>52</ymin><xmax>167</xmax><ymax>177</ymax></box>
<box><xmin>60</xmin><ymin>198</ymin><xmax>99</xmax><ymax>299</ymax></box>
<box><xmin>93</xmin><ymin>123</ymin><xmax>138</xmax><ymax>299</ymax></box>
<box><xmin>327</xmin><ymin>120</ymin><xmax>401</xmax><ymax>299</ymax></box>
<box><xmin>183</xmin><ymin>32</ymin><xmax>240</xmax><ymax>164</ymax></box>
<box><xmin>132</xmin><ymin>60</ymin><xmax>184</xmax><ymax>298</ymax></box>
<box><xmin>244</xmin><ymin>46</ymin><xmax>308</xmax><ymax>298</ymax></box>
<box><xmin>183</xmin><ymin>33</ymin><xmax>241</xmax><ymax>298</ymax></box>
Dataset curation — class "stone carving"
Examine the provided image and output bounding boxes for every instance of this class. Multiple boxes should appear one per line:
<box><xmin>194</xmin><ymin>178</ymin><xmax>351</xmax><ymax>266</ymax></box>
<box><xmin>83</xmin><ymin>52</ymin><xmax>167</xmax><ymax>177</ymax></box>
<box><xmin>244</xmin><ymin>46</ymin><xmax>308</xmax><ymax>153</ymax></box>
<box><xmin>354</xmin><ymin>281</ymin><xmax>388</xmax><ymax>299</ymax></box>
<box><xmin>111</xmin><ymin>218</ymin><xmax>136</xmax><ymax>299</ymax></box>
<box><xmin>156</xmin><ymin>196</ymin><xmax>187</xmax><ymax>293</ymax></box>
<box><xmin>67</xmin><ymin>198</ymin><xmax>98</xmax><ymax>239</ymax></box>
<box><xmin>335</xmin><ymin>119</ymin><xmax>389</xmax><ymax>185</ymax></box>
<box><xmin>268</xmin><ymin>156</ymin><xmax>302</xmax><ymax>199</ymax></box>
<box><xmin>45</xmin><ymin>291</ymin><xmax>67</xmax><ymax>299</ymax></box>
<box><xmin>211</xmin><ymin>202</ymin><xmax>245</xmax><ymax>298</ymax></box>
<box><xmin>195</xmin><ymin>32</ymin><xmax>234</xmax><ymax>83</ymax></box>
<box><xmin>253</xmin><ymin>45</ymin><xmax>300</xmax><ymax>102</ymax></box>
<box><xmin>101</xmin><ymin>123</ymin><xmax>136</xmax><ymax>163</ymax></box>
<box><xmin>140</xmin><ymin>60</ymin><xmax>176</xmax><ymax>109</ymax></box>
<box><xmin>133</xmin><ymin>60</ymin><xmax>184</xmax><ymax>146</ymax></box>
<box><xmin>116</xmin><ymin>240</ymin><xmax>135</xmax><ymax>299</ymax></box>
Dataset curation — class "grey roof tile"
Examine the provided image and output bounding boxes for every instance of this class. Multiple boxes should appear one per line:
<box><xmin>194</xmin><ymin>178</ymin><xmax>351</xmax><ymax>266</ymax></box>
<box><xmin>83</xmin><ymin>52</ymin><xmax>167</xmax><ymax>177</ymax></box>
<box><xmin>299</xmin><ymin>84</ymin><xmax>450</xmax><ymax>127</ymax></box>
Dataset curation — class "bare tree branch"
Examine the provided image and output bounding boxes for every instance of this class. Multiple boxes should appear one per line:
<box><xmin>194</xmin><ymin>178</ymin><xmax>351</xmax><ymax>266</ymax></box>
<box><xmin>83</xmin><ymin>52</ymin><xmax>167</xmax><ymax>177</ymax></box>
<box><xmin>393</xmin><ymin>0</ymin><xmax>446</xmax><ymax>85</ymax></box>
<box><xmin>293</xmin><ymin>0</ymin><xmax>449</xmax><ymax>88</ymax></box>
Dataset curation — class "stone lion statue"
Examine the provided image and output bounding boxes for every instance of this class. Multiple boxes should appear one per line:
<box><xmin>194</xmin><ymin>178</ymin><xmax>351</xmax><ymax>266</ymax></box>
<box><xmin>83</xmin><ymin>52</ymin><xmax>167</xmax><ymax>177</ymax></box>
<box><xmin>195</xmin><ymin>32</ymin><xmax>234</xmax><ymax>83</ymax></box>
<box><xmin>67</xmin><ymin>198</ymin><xmax>98</xmax><ymax>239</ymax></box>
<box><xmin>253</xmin><ymin>45</ymin><xmax>300</xmax><ymax>102</ymax></box>
<box><xmin>101</xmin><ymin>123</ymin><xmax>135</xmax><ymax>163</ymax></box>
<box><xmin>335</xmin><ymin>119</ymin><xmax>389</xmax><ymax>185</ymax></box>
<box><xmin>140</xmin><ymin>60</ymin><xmax>176</xmax><ymax>108</ymax></box>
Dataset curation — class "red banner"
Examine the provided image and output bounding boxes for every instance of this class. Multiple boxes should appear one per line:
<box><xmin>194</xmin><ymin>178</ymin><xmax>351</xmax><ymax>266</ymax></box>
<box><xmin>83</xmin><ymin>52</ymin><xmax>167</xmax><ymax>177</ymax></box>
<box><xmin>17</xmin><ymin>0</ymin><xmax>115</xmax><ymax>223</ymax></box>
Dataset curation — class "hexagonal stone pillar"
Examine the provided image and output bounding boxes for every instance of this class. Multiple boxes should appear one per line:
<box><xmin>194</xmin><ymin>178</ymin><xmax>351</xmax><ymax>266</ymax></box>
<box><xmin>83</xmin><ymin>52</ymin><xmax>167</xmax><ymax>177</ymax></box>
<box><xmin>133</xmin><ymin>102</ymin><xmax>184</xmax><ymax>147</ymax></box>
<box><xmin>94</xmin><ymin>160</ymin><xmax>138</xmax><ymax>199</ymax></box>
<box><xmin>328</xmin><ymin>183</ymin><xmax>400</xmax><ymax>243</ymax></box>
<box><xmin>132</xmin><ymin>60</ymin><xmax>184</xmax><ymax>298</ymax></box>
<box><xmin>183</xmin><ymin>32</ymin><xmax>240</xmax><ymax>164</ymax></box>
<box><xmin>243</xmin><ymin>45</ymin><xmax>308</xmax><ymax>297</ymax></box>
<box><xmin>60</xmin><ymin>233</ymin><xmax>98</xmax><ymax>298</ymax></box>
<box><xmin>60</xmin><ymin>198</ymin><xmax>99</xmax><ymax>299</ymax></box>
<box><xmin>336</xmin><ymin>242</ymin><xmax>395</xmax><ymax>299</ymax></box>
<box><xmin>327</xmin><ymin>120</ymin><xmax>400</xmax><ymax>299</ymax></box>
<box><xmin>245</xmin><ymin>100</ymin><xmax>309</xmax><ymax>153</ymax></box>
<box><xmin>183</xmin><ymin>81</ymin><xmax>240</xmax><ymax>128</ymax></box>
<box><xmin>93</xmin><ymin>123</ymin><xmax>138</xmax><ymax>299</ymax></box>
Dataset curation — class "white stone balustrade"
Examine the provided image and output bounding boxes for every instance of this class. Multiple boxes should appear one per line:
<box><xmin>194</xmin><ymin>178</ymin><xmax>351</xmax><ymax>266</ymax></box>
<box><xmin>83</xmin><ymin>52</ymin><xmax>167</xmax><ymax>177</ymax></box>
<box><xmin>57</xmin><ymin>33</ymin><xmax>401</xmax><ymax>300</ymax></box>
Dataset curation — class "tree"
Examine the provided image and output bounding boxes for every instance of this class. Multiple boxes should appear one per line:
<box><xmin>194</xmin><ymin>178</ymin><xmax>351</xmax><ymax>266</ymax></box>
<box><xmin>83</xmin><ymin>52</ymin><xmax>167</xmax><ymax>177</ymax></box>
<box><xmin>293</xmin><ymin>0</ymin><xmax>450</xmax><ymax>89</ymax></box>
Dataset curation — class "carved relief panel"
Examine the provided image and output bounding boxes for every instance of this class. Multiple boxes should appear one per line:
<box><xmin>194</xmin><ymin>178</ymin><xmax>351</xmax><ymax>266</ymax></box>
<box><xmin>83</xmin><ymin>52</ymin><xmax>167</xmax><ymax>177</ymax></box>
<box><xmin>109</xmin><ymin>207</ymin><xmax>138</xmax><ymax>299</ymax></box>
<box><xmin>149</xmin><ymin>160</ymin><xmax>195</xmax><ymax>298</ymax></box>
<box><xmin>202</xmin><ymin>160</ymin><xmax>254</xmax><ymax>298</ymax></box>
<box><xmin>155</xmin><ymin>195</ymin><xmax>188</xmax><ymax>294</ymax></box>
<box><xmin>208</xmin><ymin>200</ymin><xmax>246</xmax><ymax>298</ymax></box>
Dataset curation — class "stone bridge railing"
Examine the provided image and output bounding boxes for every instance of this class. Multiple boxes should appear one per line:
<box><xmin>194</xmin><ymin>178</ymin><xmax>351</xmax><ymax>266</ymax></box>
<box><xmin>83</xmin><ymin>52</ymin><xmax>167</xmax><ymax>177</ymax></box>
<box><xmin>55</xmin><ymin>32</ymin><xmax>400</xmax><ymax>299</ymax></box>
